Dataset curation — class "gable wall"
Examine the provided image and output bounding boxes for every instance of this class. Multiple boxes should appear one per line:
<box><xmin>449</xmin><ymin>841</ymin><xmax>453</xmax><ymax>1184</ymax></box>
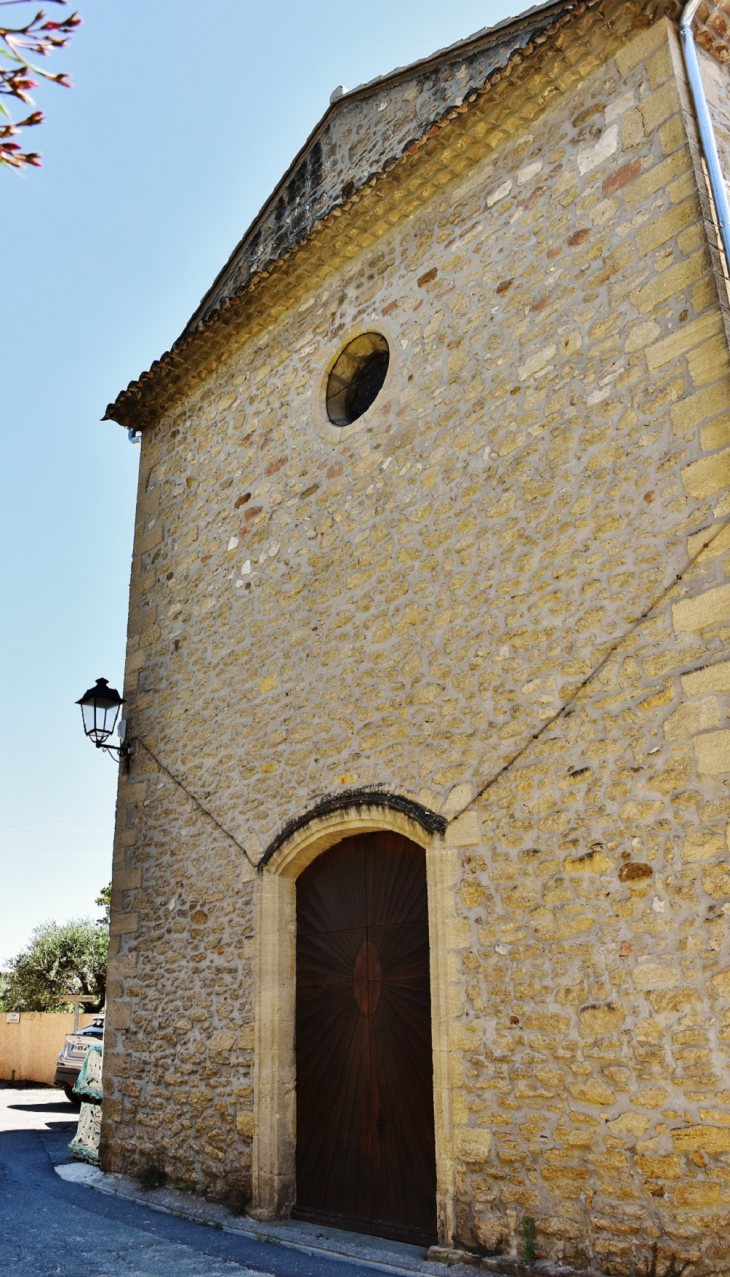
<box><xmin>185</xmin><ymin>5</ymin><xmax>573</xmax><ymax>332</ymax></box>
<box><xmin>103</xmin><ymin>17</ymin><xmax>730</xmax><ymax>1272</ymax></box>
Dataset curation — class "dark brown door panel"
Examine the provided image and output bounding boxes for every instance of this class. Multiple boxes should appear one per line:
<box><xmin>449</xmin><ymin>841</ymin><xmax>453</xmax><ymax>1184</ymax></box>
<box><xmin>295</xmin><ymin>832</ymin><xmax>437</xmax><ymax>1245</ymax></box>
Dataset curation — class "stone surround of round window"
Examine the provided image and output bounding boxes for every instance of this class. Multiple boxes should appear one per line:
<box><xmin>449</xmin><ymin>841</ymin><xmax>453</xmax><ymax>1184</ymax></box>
<box><xmin>326</xmin><ymin>332</ymin><xmax>390</xmax><ymax>426</ymax></box>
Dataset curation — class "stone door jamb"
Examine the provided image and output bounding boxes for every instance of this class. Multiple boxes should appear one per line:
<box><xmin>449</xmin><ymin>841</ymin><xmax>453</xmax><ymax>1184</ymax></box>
<box><xmin>250</xmin><ymin>802</ymin><xmax>456</xmax><ymax>1245</ymax></box>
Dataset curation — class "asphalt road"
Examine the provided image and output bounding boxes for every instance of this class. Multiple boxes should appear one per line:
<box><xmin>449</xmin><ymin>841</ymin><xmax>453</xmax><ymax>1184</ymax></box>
<box><xmin>0</xmin><ymin>1086</ymin><xmax>394</xmax><ymax>1277</ymax></box>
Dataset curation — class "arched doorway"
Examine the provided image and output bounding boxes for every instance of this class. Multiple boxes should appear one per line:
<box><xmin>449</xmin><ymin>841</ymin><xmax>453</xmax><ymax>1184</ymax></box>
<box><xmin>294</xmin><ymin>830</ymin><xmax>437</xmax><ymax>1245</ymax></box>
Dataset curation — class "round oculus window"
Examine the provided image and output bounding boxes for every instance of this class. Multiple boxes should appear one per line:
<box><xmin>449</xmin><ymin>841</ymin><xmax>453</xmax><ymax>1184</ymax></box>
<box><xmin>326</xmin><ymin>332</ymin><xmax>390</xmax><ymax>426</ymax></box>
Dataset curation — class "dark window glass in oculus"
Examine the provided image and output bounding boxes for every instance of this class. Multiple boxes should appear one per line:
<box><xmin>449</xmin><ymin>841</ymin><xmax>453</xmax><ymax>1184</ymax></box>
<box><xmin>326</xmin><ymin>333</ymin><xmax>389</xmax><ymax>426</ymax></box>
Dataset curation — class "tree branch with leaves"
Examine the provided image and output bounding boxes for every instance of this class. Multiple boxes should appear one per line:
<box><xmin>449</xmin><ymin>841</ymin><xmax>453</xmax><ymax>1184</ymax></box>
<box><xmin>0</xmin><ymin>898</ymin><xmax>109</xmax><ymax>1013</ymax></box>
<box><xmin>1</xmin><ymin>0</ymin><xmax>80</xmax><ymax>170</ymax></box>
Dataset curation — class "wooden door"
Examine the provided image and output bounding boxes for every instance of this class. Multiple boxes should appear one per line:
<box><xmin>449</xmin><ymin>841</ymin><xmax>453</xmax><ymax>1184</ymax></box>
<box><xmin>294</xmin><ymin>831</ymin><xmax>437</xmax><ymax>1245</ymax></box>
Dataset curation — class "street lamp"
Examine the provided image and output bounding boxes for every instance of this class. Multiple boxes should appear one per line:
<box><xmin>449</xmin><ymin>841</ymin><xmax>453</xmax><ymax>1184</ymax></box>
<box><xmin>76</xmin><ymin>678</ymin><xmax>129</xmax><ymax>765</ymax></box>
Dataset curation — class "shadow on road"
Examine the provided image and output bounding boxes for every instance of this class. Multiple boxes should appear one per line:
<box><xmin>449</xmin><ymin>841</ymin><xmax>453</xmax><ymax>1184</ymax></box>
<box><xmin>7</xmin><ymin>1101</ymin><xmax>74</xmax><ymax>1114</ymax></box>
<box><xmin>0</xmin><ymin>1087</ymin><xmax>432</xmax><ymax>1277</ymax></box>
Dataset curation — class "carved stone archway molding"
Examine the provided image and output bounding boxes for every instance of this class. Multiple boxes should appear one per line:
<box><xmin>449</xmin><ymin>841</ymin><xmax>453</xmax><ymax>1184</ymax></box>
<box><xmin>251</xmin><ymin>800</ymin><xmax>458</xmax><ymax>1245</ymax></box>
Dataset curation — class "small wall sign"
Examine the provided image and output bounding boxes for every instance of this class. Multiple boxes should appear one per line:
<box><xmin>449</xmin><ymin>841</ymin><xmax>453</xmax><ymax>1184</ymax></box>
<box><xmin>6</xmin><ymin>1012</ymin><xmax>20</xmax><ymax>1023</ymax></box>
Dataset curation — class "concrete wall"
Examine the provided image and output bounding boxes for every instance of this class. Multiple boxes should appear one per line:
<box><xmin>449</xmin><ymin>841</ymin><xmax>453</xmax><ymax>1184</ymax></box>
<box><xmin>0</xmin><ymin>1013</ymin><xmax>96</xmax><ymax>1085</ymax></box>
<box><xmin>103</xmin><ymin>8</ymin><xmax>730</xmax><ymax>1274</ymax></box>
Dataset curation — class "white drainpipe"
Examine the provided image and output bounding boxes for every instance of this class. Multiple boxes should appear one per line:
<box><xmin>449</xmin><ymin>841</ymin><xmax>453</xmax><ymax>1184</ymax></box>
<box><xmin>680</xmin><ymin>0</ymin><xmax>730</xmax><ymax>274</ymax></box>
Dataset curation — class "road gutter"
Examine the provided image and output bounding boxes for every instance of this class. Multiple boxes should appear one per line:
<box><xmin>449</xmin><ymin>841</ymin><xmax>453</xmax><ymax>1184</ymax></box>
<box><xmin>54</xmin><ymin>1163</ymin><xmax>480</xmax><ymax>1277</ymax></box>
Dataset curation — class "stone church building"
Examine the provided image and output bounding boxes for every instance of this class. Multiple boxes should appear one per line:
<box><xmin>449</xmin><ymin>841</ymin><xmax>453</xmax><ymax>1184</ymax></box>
<box><xmin>102</xmin><ymin>0</ymin><xmax>730</xmax><ymax>1269</ymax></box>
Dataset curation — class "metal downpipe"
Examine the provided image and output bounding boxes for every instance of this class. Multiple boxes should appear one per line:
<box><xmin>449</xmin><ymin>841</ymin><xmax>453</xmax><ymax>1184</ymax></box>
<box><xmin>680</xmin><ymin>0</ymin><xmax>730</xmax><ymax>275</ymax></box>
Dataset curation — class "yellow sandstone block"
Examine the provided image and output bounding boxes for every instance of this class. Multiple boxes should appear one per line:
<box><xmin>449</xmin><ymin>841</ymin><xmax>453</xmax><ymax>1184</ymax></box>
<box><xmin>114</xmin><ymin>868</ymin><xmax>142</xmax><ymax>891</ymax></box>
<box><xmin>138</xmin><ymin>523</ymin><xmax>163</xmax><ymax>556</ymax></box>
<box><xmin>568</xmin><ymin>1078</ymin><xmax>616</xmax><ymax>1104</ymax></box>
<box><xmin>699</xmin><ymin>1109</ymin><xmax>730</xmax><ymax>1125</ymax></box>
<box><xmin>624</xmin><ymin>150</ymin><xmax>687</xmax><ymax>210</ymax></box>
<box><xmin>682</xmin><ymin>447</ymin><xmax>730</xmax><ymax>499</ymax></box>
<box><xmin>109</xmin><ymin>912</ymin><xmax>139</xmax><ymax>936</ymax></box>
<box><xmin>564</xmin><ymin>849</ymin><xmax>613</xmax><ymax>873</ymax></box>
<box><xmin>633</xmin><ymin>962</ymin><xmax>678</xmax><ymax>989</ymax></box>
<box><xmin>636</xmin><ymin>198</ymin><xmax>699</xmax><ymax>257</ymax></box>
<box><xmin>107</xmin><ymin>954</ymin><xmax>137</xmax><ymax>979</ymax></box>
<box><xmin>448</xmin><ymin>917</ymin><xmax>472</xmax><ymax>950</ymax></box>
<box><xmin>711</xmin><ymin>968</ymin><xmax>730</xmax><ymax>998</ymax></box>
<box><xmin>454</xmin><ymin>1126</ymin><xmax>492</xmax><ymax>1163</ymax></box>
<box><xmin>102</xmin><ymin>1097</ymin><xmax>123</xmax><ymax>1124</ymax></box>
<box><xmin>635</xmin><ymin>1153</ymin><xmax>682</xmax><ymax>1178</ymax></box>
<box><xmin>444</xmin><ymin>811</ymin><xmax>480</xmax><ymax>846</ymax></box>
<box><xmin>442</xmin><ymin>782</ymin><xmax>473</xmax><ymax>815</ymax></box>
<box><xmin>614</xmin><ymin>18</ymin><xmax>672</xmax><ymax>77</ymax></box>
<box><xmin>138</xmin><ymin>485</ymin><xmax>160</xmax><ymax>517</ymax></box>
<box><xmin>639</xmin><ymin>683</ymin><xmax>674</xmax><ymax>711</ymax></box>
<box><xmin>236</xmin><ymin>1110</ymin><xmax>255</xmax><ymax>1137</ymax></box>
<box><xmin>107</xmin><ymin>1001</ymin><xmax>132</xmax><ymax>1030</ymax></box>
<box><xmin>579</xmin><ymin>1003</ymin><xmax>625</xmax><ymax>1037</ymax></box>
<box><xmin>208</xmin><ymin>1031</ymin><xmax>236</xmax><ymax>1052</ymax></box>
<box><xmin>646</xmin><ymin>41</ymin><xmax>674</xmax><ymax>89</ymax></box>
<box><xmin>622</xmin><ymin>107</ymin><xmax>644</xmax><ymax>150</ymax></box>
<box><xmin>695</xmin><ymin>729</ymin><xmax>730</xmax><ymax>776</ymax></box>
<box><xmin>639</xmin><ymin>81</ymin><xmax>681</xmax><ymax>133</ymax></box>
<box><xmin>682</xmin><ymin>832</ymin><xmax>725</xmax><ymax>862</ymax></box>
<box><xmin>672</xmin><ymin>1183</ymin><xmax>722</xmax><ymax>1207</ymax></box>
<box><xmin>689</xmin><ymin>335</ymin><xmax>730</xmax><ymax>387</ymax></box>
<box><xmin>663</xmin><ymin>697</ymin><xmax>720</xmax><ymax>741</ymax></box>
<box><xmin>125</xmin><ymin>648</ymin><xmax>146</xmax><ymax>674</ymax></box>
<box><xmin>644</xmin><ymin>306</ymin><xmax>719</xmax><ymax>367</ymax></box>
<box><xmin>451</xmin><ymin>1023</ymin><xmax>480</xmax><ymax>1050</ymax></box>
<box><xmin>672</xmin><ymin>1124</ymin><xmax>730</xmax><ymax>1152</ymax></box>
<box><xmin>658</xmin><ymin>113</ymin><xmax>685</xmax><ymax>156</ymax></box>
<box><xmin>619</xmin><ymin>800</ymin><xmax>663</xmax><ymax>820</ymax></box>
<box><xmin>672</xmin><ymin>583</ymin><xmax>730</xmax><ymax>632</ymax></box>
<box><xmin>523</xmin><ymin>1010</ymin><xmax>570</xmax><ymax>1033</ymax></box>
<box><xmin>608</xmin><ymin>1112</ymin><xmax>650</xmax><ymax>1135</ymax></box>
<box><xmin>701</xmin><ymin>419</ymin><xmax>730</xmax><ymax>450</ymax></box>
<box><xmin>626</xmin><ymin>320</ymin><xmax>661</xmax><ymax>353</ymax></box>
<box><xmin>649</xmin><ymin>987</ymin><xmax>701</xmax><ymax>1012</ymax></box>
<box><xmin>687</xmin><ymin>523</ymin><xmax>730</xmax><ymax>561</ymax></box>
<box><xmin>682</xmin><ymin>660</ymin><xmax>730</xmax><ymax>694</ymax></box>
<box><xmin>118</xmin><ymin>781</ymin><xmax>147</xmax><ymax>806</ymax></box>
<box><xmin>671</xmin><ymin>382</ymin><xmax>730</xmax><ymax>432</ymax></box>
<box><xmin>632</xmin><ymin>1086</ymin><xmax>668</xmax><ymax>1108</ymax></box>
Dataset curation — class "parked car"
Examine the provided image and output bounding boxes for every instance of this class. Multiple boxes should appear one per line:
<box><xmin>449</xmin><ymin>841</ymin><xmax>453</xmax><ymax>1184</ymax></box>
<box><xmin>54</xmin><ymin>1017</ymin><xmax>104</xmax><ymax>1106</ymax></box>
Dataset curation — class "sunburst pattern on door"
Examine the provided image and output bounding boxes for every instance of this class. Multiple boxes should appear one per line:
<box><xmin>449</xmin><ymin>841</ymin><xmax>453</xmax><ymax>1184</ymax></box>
<box><xmin>295</xmin><ymin>831</ymin><xmax>437</xmax><ymax>1245</ymax></box>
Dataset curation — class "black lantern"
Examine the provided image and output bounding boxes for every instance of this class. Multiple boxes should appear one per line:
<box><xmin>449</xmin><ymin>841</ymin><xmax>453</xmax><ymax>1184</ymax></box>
<box><xmin>76</xmin><ymin>678</ymin><xmax>128</xmax><ymax>763</ymax></box>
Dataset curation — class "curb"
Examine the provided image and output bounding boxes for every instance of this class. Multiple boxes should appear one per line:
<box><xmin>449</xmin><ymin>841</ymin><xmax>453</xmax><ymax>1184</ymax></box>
<box><xmin>54</xmin><ymin>1164</ymin><xmax>486</xmax><ymax>1277</ymax></box>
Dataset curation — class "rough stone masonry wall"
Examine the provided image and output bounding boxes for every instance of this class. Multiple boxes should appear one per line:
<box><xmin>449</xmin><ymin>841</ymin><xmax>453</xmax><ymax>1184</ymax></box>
<box><xmin>103</xmin><ymin>16</ymin><xmax>730</xmax><ymax>1273</ymax></box>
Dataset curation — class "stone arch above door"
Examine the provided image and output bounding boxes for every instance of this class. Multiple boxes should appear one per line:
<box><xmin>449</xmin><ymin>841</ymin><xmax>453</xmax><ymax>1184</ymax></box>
<box><xmin>251</xmin><ymin>801</ymin><xmax>456</xmax><ymax>1246</ymax></box>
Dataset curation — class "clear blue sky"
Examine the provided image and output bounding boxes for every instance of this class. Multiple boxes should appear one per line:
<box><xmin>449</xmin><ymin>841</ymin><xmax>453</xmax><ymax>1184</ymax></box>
<box><xmin>1</xmin><ymin>0</ymin><xmax>519</xmax><ymax>963</ymax></box>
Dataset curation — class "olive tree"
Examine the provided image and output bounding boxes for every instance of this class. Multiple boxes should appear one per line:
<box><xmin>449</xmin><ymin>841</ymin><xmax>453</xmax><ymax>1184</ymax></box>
<box><xmin>0</xmin><ymin>904</ymin><xmax>109</xmax><ymax>1012</ymax></box>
